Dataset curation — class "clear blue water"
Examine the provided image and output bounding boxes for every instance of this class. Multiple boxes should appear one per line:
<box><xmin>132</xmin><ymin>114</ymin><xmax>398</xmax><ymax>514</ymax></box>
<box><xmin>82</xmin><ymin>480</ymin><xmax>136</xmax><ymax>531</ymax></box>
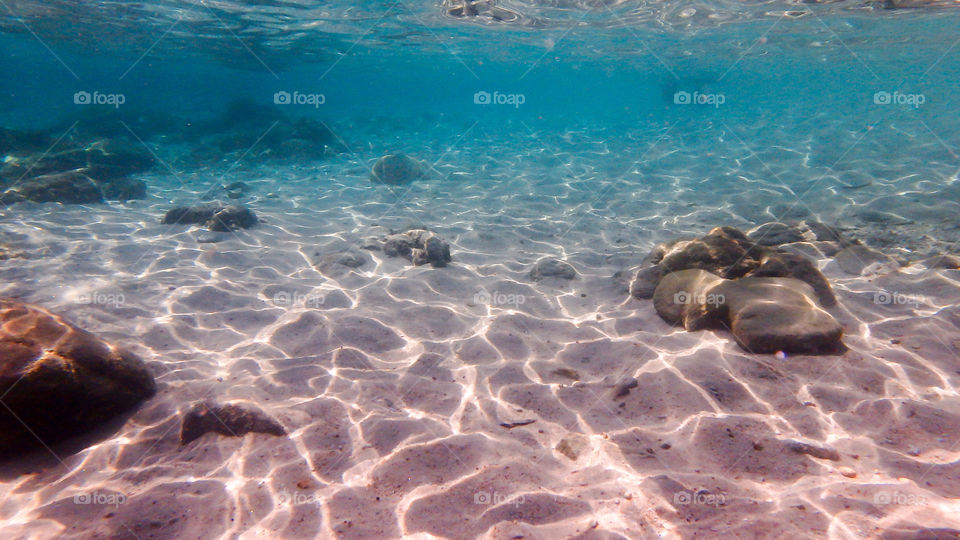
<box><xmin>1</xmin><ymin>1</ymin><xmax>960</xmax><ymax>538</ymax></box>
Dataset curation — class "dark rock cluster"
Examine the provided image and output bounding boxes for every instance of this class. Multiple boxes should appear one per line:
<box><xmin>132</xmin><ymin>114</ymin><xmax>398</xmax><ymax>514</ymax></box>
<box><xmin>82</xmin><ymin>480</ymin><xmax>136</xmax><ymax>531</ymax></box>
<box><xmin>633</xmin><ymin>224</ymin><xmax>848</xmax><ymax>354</ymax></box>
<box><xmin>0</xmin><ymin>135</ymin><xmax>152</xmax><ymax>204</ymax></box>
<box><xmin>161</xmin><ymin>203</ymin><xmax>258</xmax><ymax>232</ymax></box>
<box><xmin>378</xmin><ymin>229</ymin><xmax>452</xmax><ymax>267</ymax></box>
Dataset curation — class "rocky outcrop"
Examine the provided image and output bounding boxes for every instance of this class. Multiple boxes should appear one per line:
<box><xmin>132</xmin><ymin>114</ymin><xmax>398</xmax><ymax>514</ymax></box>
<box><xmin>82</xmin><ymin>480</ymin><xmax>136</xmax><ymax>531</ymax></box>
<box><xmin>653</xmin><ymin>269</ymin><xmax>844</xmax><ymax>354</ymax></box>
<box><xmin>0</xmin><ymin>138</ymin><xmax>153</xmax><ymax>202</ymax></box>
<box><xmin>0</xmin><ymin>171</ymin><xmax>105</xmax><ymax>204</ymax></box>
<box><xmin>0</xmin><ymin>299</ymin><xmax>156</xmax><ymax>458</ymax></box>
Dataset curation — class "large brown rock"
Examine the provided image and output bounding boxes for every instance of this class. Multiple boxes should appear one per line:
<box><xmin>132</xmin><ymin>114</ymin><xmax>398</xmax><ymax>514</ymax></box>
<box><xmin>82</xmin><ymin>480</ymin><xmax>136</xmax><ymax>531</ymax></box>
<box><xmin>632</xmin><ymin>226</ymin><xmax>837</xmax><ymax>306</ymax></box>
<box><xmin>652</xmin><ymin>269</ymin><xmax>843</xmax><ymax>354</ymax></box>
<box><xmin>0</xmin><ymin>299</ymin><xmax>156</xmax><ymax>457</ymax></box>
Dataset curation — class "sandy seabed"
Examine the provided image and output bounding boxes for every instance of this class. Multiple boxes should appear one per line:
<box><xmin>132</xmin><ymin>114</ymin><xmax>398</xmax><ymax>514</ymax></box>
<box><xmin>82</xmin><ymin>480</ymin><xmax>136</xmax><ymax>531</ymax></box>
<box><xmin>1</xmin><ymin>113</ymin><xmax>960</xmax><ymax>539</ymax></box>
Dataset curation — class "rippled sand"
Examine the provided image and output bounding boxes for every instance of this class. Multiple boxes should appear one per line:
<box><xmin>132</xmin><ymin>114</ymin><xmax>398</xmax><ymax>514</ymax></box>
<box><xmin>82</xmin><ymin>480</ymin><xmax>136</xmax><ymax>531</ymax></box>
<box><xmin>1</xmin><ymin>113</ymin><xmax>959</xmax><ymax>539</ymax></box>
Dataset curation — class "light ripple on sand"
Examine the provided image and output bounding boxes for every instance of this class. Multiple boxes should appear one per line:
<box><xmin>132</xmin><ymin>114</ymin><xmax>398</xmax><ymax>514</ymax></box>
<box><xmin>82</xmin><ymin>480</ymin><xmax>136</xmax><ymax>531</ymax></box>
<box><xmin>0</xmin><ymin>113</ymin><xmax>958</xmax><ymax>538</ymax></box>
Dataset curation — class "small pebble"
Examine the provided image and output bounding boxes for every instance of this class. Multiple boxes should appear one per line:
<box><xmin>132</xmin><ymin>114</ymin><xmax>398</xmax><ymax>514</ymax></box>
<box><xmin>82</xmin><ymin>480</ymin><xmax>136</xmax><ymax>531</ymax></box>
<box><xmin>839</xmin><ymin>466</ymin><xmax>857</xmax><ymax>478</ymax></box>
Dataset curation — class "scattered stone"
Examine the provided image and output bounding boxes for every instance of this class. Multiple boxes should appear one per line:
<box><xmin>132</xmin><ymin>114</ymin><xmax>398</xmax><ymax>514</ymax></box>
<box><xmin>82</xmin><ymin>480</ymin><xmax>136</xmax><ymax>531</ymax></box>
<box><xmin>551</xmin><ymin>367</ymin><xmax>580</xmax><ymax>380</ymax></box>
<box><xmin>1</xmin><ymin>171</ymin><xmax>104</xmax><ymax>204</ymax></box>
<box><xmin>0</xmin><ymin>299</ymin><xmax>156</xmax><ymax>458</ymax></box>
<box><xmin>613</xmin><ymin>377</ymin><xmax>639</xmax><ymax>399</ymax></box>
<box><xmin>223</xmin><ymin>181</ymin><xmax>250</xmax><ymax>199</ymax></box>
<box><xmin>180</xmin><ymin>401</ymin><xmax>285</xmax><ymax>445</ymax></box>
<box><xmin>786</xmin><ymin>441</ymin><xmax>840</xmax><ymax>461</ymax></box>
<box><xmin>371</xmin><ymin>154</ymin><xmax>426</xmax><ymax>185</ymax></box>
<box><xmin>556</xmin><ymin>434</ymin><xmax>589</xmax><ymax>461</ymax></box>
<box><xmin>499</xmin><ymin>419</ymin><xmax>536</xmax><ymax>429</ymax></box>
<box><xmin>653</xmin><ymin>269</ymin><xmax>844</xmax><ymax>354</ymax></box>
<box><xmin>161</xmin><ymin>203</ymin><xmax>258</xmax><ymax>232</ymax></box>
<box><xmin>530</xmin><ymin>258</ymin><xmax>577</xmax><ymax>281</ymax></box>
<box><xmin>381</xmin><ymin>229</ymin><xmax>451</xmax><ymax>267</ymax></box>
<box><xmin>834</xmin><ymin>244</ymin><xmax>899</xmax><ymax>276</ymax></box>
<box><xmin>838</xmin><ymin>466</ymin><xmax>857</xmax><ymax>478</ymax></box>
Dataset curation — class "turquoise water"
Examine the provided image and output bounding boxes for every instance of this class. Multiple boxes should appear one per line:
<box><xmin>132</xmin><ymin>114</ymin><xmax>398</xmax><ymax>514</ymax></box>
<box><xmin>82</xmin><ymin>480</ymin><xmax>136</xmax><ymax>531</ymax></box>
<box><xmin>2</xmin><ymin>2</ymin><xmax>960</xmax><ymax>539</ymax></box>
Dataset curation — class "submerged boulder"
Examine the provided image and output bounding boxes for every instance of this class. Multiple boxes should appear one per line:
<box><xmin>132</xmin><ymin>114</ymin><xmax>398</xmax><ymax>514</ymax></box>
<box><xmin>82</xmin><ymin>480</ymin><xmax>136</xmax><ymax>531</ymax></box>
<box><xmin>0</xmin><ymin>171</ymin><xmax>105</xmax><ymax>204</ymax></box>
<box><xmin>161</xmin><ymin>203</ymin><xmax>258</xmax><ymax>232</ymax></box>
<box><xmin>371</xmin><ymin>154</ymin><xmax>426</xmax><ymax>185</ymax></box>
<box><xmin>653</xmin><ymin>269</ymin><xmax>843</xmax><ymax>354</ymax></box>
<box><xmin>0</xmin><ymin>299</ymin><xmax>156</xmax><ymax>458</ymax></box>
<box><xmin>180</xmin><ymin>401</ymin><xmax>285</xmax><ymax>445</ymax></box>
<box><xmin>631</xmin><ymin>225</ymin><xmax>836</xmax><ymax>307</ymax></box>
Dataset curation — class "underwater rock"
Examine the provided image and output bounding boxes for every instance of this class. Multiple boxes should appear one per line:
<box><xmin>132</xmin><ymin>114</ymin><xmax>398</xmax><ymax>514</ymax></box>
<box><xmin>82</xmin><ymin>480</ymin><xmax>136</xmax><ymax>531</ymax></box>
<box><xmin>631</xmin><ymin>226</ymin><xmax>836</xmax><ymax>306</ymax></box>
<box><xmin>530</xmin><ymin>258</ymin><xmax>578</xmax><ymax>281</ymax></box>
<box><xmin>653</xmin><ymin>269</ymin><xmax>844</xmax><ymax>354</ymax></box>
<box><xmin>747</xmin><ymin>252</ymin><xmax>836</xmax><ymax>307</ymax></box>
<box><xmin>207</xmin><ymin>205</ymin><xmax>259</xmax><ymax>232</ymax></box>
<box><xmin>224</xmin><ymin>181</ymin><xmax>250</xmax><ymax>199</ymax></box>
<box><xmin>747</xmin><ymin>221</ymin><xmax>847</xmax><ymax>247</ymax></box>
<box><xmin>0</xmin><ymin>171</ymin><xmax>104</xmax><ymax>204</ymax></box>
<box><xmin>371</xmin><ymin>154</ymin><xmax>427</xmax><ymax>185</ymax></box>
<box><xmin>747</xmin><ymin>222</ymin><xmax>806</xmax><ymax>246</ymax></box>
<box><xmin>161</xmin><ymin>203</ymin><xmax>258</xmax><ymax>232</ymax></box>
<box><xmin>0</xmin><ymin>139</ymin><xmax>153</xmax><ymax>183</ymax></box>
<box><xmin>659</xmin><ymin>226</ymin><xmax>762</xmax><ymax>278</ymax></box>
<box><xmin>833</xmin><ymin>244</ymin><xmax>899</xmax><ymax>276</ymax></box>
<box><xmin>180</xmin><ymin>401</ymin><xmax>285</xmax><ymax>445</ymax></box>
<box><xmin>0</xmin><ymin>298</ymin><xmax>156</xmax><ymax>458</ymax></box>
<box><xmin>381</xmin><ymin>229</ymin><xmax>451</xmax><ymax>267</ymax></box>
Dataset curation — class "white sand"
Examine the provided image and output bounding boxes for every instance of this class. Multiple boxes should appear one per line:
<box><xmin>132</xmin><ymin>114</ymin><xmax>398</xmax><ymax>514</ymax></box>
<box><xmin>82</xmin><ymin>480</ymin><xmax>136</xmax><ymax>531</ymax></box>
<box><xmin>0</xmin><ymin>113</ymin><xmax>959</xmax><ymax>538</ymax></box>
